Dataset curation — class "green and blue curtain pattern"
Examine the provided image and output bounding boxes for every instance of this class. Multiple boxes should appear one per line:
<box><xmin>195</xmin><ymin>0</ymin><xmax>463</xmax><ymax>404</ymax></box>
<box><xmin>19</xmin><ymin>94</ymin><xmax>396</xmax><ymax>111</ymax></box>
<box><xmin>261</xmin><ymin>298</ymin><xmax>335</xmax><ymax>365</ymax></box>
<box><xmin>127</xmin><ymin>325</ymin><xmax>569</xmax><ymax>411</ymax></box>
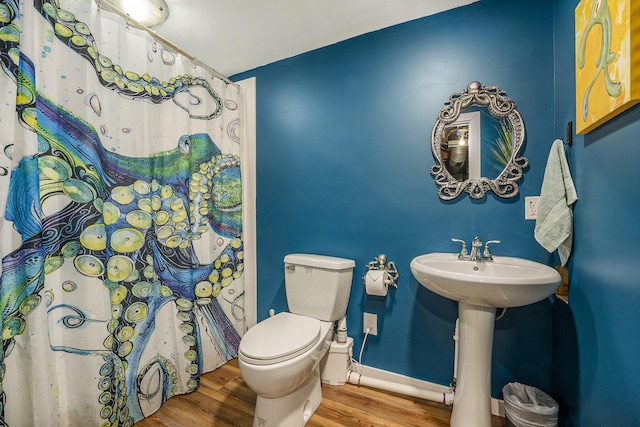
<box><xmin>0</xmin><ymin>0</ymin><xmax>245</xmax><ymax>425</ymax></box>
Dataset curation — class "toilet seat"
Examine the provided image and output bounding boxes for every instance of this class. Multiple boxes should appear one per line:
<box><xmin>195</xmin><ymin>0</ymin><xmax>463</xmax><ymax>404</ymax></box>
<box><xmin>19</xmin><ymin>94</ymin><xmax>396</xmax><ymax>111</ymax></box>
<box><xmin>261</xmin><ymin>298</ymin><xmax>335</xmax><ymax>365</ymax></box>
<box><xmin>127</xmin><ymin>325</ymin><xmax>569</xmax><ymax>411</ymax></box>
<box><xmin>239</xmin><ymin>312</ymin><xmax>322</xmax><ymax>365</ymax></box>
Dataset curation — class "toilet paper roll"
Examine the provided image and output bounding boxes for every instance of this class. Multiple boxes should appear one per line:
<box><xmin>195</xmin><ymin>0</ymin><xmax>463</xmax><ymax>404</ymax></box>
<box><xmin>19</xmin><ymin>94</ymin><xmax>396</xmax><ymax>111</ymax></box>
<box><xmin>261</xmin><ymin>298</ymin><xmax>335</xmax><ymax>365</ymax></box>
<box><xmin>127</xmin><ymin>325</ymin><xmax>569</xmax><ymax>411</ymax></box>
<box><xmin>365</xmin><ymin>270</ymin><xmax>389</xmax><ymax>296</ymax></box>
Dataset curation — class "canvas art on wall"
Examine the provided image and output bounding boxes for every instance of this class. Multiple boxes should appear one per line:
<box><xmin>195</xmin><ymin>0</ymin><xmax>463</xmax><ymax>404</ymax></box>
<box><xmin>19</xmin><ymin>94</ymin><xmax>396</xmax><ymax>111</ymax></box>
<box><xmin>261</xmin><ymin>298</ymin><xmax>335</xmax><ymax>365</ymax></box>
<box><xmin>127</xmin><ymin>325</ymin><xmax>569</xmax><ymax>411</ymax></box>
<box><xmin>575</xmin><ymin>0</ymin><xmax>640</xmax><ymax>134</ymax></box>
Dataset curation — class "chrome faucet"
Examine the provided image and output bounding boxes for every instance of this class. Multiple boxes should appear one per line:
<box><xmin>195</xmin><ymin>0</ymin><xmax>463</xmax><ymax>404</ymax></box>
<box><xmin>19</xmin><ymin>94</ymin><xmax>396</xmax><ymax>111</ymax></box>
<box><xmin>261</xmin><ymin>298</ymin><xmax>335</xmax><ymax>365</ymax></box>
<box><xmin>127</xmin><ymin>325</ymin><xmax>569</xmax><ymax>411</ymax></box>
<box><xmin>451</xmin><ymin>238</ymin><xmax>468</xmax><ymax>259</ymax></box>
<box><xmin>452</xmin><ymin>237</ymin><xmax>500</xmax><ymax>261</ymax></box>
<box><xmin>470</xmin><ymin>236</ymin><xmax>483</xmax><ymax>261</ymax></box>
<box><xmin>482</xmin><ymin>239</ymin><xmax>501</xmax><ymax>261</ymax></box>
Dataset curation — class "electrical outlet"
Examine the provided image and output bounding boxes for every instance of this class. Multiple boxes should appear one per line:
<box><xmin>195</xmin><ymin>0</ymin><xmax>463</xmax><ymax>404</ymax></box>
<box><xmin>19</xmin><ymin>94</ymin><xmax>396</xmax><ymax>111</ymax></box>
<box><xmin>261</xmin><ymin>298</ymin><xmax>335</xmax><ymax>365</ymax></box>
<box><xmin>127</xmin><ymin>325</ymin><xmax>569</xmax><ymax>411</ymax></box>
<box><xmin>525</xmin><ymin>196</ymin><xmax>540</xmax><ymax>220</ymax></box>
<box><xmin>363</xmin><ymin>312</ymin><xmax>377</xmax><ymax>336</ymax></box>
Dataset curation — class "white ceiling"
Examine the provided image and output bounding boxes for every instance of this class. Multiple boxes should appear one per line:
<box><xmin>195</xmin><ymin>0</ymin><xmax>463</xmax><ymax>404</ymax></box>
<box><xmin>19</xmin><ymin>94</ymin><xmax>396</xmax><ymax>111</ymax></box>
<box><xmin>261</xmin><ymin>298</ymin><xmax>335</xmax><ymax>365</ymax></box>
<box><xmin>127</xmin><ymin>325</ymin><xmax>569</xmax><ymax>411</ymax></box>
<box><xmin>154</xmin><ymin>0</ymin><xmax>478</xmax><ymax>78</ymax></box>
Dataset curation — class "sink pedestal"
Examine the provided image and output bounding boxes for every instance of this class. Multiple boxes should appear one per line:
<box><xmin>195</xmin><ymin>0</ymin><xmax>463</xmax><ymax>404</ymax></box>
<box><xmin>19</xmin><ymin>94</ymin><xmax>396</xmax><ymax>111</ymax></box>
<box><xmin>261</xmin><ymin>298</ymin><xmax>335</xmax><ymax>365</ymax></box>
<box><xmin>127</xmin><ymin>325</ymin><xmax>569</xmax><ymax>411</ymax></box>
<box><xmin>450</xmin><ymin>302</ymin><xmax>496</xmax><ymax>427</ymax></box>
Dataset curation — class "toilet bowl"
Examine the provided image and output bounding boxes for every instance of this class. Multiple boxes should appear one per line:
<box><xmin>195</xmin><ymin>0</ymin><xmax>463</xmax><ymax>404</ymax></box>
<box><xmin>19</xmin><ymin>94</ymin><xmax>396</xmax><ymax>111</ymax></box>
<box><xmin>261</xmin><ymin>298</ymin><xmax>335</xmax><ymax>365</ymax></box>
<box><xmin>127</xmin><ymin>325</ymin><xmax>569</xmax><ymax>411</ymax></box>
<box><xmin>238</xmin><ymin>254</ymin><xmax>355</xmax><ymax>427</ymax></box>
<box><xmin>239</xmin><ymin>312</ymin><xmax>333</xmax><ymax>426</ymax></box>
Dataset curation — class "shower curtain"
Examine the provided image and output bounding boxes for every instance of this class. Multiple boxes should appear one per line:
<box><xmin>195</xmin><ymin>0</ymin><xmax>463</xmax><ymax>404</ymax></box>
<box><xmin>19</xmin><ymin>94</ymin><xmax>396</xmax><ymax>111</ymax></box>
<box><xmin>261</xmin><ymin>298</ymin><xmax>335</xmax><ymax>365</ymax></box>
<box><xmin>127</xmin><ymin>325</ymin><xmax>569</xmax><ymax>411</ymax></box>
<box><xmin>0</xmin><ymin>0</ymin><xmax>246</xmax><ymax>425</ymax></box>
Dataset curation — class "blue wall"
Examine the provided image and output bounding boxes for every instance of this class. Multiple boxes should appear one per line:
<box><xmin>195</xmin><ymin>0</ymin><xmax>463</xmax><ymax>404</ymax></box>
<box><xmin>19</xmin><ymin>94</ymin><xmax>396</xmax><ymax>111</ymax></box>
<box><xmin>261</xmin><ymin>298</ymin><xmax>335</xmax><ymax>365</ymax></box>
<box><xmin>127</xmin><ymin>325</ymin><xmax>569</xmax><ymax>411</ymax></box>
<box><xmin>234</xmin><ymin>0</ymin><xmax>558</xmax><ymax>399</ymax></box>
<box><xmin>553</xmin><ymin>1</ymin><xmax>640</xmax><ymax>426</ymax></box>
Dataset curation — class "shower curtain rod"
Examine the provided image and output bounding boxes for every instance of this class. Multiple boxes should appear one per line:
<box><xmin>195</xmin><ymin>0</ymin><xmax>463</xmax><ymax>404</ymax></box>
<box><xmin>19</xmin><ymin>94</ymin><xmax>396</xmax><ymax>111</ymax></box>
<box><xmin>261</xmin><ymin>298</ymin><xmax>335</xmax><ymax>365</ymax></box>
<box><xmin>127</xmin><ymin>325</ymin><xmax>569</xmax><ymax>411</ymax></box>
<box><xmin>95</xmin><ymin>0</ymin><xmax>238</xmax><ymax>88</ymax></box>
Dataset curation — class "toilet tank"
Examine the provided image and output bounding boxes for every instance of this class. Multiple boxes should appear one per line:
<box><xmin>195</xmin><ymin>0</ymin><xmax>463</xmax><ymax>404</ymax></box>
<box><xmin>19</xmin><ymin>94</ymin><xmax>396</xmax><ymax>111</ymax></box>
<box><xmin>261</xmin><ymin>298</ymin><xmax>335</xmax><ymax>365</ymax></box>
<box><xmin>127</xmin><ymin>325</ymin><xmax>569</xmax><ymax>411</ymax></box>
<box><xmin>284</xmin><ymin>254</ymin><xmax>355</xmax><ymax>322</ymax></box>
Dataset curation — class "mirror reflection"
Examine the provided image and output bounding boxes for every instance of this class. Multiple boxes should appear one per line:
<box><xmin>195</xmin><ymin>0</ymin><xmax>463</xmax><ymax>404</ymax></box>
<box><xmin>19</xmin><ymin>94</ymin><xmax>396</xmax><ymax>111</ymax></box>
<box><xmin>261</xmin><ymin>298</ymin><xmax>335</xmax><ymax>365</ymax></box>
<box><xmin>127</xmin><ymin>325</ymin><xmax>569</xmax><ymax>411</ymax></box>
<box><xmin>430</xmin><ymin>82</ymin><xmax>528</xmax><ymax>200</ymax></box>
<box><xmin>440</xmin><ymin>111</ymin><xmax>480</xmax><ymax>182</ymax></box>
<box><xmin>482</xmin><ymin>114</ymin><xmax>514</xmax><ymax>180</ymax></box>
<box><xmin>441</xmin><ymin>122</ymin><xmax>470</xmax><ymax>181</ymax></box>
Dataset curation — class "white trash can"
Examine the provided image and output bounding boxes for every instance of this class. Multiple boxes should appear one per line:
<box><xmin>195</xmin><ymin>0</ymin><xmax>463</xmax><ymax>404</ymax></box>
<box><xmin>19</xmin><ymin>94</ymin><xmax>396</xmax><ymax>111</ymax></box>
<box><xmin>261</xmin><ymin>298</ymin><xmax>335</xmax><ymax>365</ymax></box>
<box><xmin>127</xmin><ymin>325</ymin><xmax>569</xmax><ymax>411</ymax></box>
<box><xmin>502</xmin><ymin>382</ymin><xmax>559</xmax><ymax>427</ymax></box>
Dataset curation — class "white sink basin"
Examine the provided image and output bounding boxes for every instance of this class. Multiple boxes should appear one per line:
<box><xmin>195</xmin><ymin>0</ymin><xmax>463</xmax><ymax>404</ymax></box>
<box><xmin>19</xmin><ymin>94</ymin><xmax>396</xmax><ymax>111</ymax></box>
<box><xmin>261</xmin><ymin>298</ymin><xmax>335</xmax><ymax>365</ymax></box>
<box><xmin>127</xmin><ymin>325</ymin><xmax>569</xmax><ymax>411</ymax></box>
<box><xmin>410</xmin><ymin>253</ymin><xmax>561</xmax><ymax>308</ymax></box>
<box><xmin>410</xmin><ymin>252</ymin><xmax>561</xmax><ymax>426</ymax></box>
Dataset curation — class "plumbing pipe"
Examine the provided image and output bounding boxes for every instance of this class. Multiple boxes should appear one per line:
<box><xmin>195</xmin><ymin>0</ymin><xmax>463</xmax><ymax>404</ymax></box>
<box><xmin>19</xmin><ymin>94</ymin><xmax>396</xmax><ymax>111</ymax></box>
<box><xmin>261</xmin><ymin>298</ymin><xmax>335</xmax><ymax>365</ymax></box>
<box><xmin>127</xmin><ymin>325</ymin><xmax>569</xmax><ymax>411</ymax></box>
<box><xmin>453</xmin><ymin>318</ymin><xmax>459</xmax><ymax>389</ymax></box>
<box><xmin>343</xmin><ymin>319</ymin><xmax>457</xmax><ymax>407</ymax></box>
<box><xmin>347</xmin><ymin>371</ymin><xmax>454</xmax><ymax>406</ymax></box>
<box><xmin>336</xmin><ymin>316</ymin><xmax>347</xmax><ymax>344</ymax></box>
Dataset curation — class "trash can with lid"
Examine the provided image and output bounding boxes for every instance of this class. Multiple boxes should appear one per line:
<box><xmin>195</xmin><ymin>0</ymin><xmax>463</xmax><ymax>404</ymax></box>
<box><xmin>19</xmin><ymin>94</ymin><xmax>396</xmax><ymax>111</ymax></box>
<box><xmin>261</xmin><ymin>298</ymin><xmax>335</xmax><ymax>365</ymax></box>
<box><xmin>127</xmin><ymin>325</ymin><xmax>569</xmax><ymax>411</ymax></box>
<box><xmin>502</xmin><ymin>382</ymin><xmax>559</xmax><ymax>427</ymax></box>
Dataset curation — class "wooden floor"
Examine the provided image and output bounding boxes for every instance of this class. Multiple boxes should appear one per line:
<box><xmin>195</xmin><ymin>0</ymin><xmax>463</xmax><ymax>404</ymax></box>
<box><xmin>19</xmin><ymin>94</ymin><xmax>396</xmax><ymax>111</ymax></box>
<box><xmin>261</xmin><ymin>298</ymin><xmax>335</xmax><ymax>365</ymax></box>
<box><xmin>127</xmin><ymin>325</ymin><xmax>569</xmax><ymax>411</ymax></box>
<box><xmin>135</xmin><ymin>359</ymin><xmax>506</xmax><ymax>427</ymax></box>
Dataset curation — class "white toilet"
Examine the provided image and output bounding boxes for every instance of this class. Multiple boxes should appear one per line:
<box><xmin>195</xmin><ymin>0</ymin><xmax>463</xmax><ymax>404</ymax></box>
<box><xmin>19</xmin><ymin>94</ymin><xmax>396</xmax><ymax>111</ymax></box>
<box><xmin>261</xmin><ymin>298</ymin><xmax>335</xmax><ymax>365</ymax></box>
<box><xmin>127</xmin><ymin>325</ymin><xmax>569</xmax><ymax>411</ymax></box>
<box><xmin>238</xmin><ymin>253</ymin><xmax>355</xmax><ymax>427</ymax></box>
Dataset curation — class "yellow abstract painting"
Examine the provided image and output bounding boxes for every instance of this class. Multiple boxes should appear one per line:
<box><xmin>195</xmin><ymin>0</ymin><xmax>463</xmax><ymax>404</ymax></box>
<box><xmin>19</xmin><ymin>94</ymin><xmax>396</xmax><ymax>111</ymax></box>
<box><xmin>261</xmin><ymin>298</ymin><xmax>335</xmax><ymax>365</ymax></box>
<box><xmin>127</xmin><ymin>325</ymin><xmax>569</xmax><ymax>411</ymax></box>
<box><xmin>575</xmin><ymin>0</ymin><xmax>640</xmax><ymax>134</ymax></box>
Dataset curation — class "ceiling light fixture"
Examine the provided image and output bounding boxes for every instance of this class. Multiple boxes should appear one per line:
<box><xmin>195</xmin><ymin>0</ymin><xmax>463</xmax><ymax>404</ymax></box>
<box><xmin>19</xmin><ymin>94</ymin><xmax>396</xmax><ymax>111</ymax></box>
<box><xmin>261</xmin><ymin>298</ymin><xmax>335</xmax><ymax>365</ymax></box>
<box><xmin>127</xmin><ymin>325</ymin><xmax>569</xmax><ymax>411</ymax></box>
<box><xmin>105</xmin><ymin>0</ymin><xmax>170</xmax><ymax>27</ymax></box>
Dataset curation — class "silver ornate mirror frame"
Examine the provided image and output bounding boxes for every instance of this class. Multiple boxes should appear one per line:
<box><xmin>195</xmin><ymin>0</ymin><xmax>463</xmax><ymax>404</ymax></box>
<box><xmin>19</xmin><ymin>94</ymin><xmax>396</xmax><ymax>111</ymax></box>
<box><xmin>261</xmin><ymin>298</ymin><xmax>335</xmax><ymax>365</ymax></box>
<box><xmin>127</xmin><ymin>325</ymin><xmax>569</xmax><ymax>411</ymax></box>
<box><xmin>431</xmin><ymin>81</ymin><xmax>528</xmax><ymax>200</ymax></box>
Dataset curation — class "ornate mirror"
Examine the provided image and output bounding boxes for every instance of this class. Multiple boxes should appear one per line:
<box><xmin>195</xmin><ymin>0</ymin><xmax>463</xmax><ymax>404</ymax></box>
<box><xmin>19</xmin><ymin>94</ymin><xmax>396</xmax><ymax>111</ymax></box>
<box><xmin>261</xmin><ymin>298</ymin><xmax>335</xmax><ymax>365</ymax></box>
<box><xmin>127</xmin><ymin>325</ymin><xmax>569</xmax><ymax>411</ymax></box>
<box><xmin>431</xmin><ymin>81</ymin><xmax>528</xmax><ymax>200</ymax></box>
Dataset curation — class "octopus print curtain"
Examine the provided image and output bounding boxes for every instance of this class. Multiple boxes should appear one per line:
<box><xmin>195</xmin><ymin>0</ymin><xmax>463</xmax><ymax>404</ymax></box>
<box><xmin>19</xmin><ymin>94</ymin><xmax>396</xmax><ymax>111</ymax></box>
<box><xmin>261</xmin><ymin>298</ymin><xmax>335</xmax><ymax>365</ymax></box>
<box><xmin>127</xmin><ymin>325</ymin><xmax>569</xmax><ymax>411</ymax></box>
<box><xmin>0</xmin><ymin>1</ymin><xmax>245</xmax><ymax>425</ymax></box>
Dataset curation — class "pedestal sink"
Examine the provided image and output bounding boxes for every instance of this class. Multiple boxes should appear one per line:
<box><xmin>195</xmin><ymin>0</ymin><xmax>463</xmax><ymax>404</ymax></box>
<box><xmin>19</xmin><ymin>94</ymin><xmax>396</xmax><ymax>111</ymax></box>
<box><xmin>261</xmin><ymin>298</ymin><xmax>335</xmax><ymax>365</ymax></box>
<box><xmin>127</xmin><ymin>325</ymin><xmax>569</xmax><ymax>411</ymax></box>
<box><xmin>410</xmin><ymin>253</ymin><xmax>561</xmax><ymax>427</ymax></box>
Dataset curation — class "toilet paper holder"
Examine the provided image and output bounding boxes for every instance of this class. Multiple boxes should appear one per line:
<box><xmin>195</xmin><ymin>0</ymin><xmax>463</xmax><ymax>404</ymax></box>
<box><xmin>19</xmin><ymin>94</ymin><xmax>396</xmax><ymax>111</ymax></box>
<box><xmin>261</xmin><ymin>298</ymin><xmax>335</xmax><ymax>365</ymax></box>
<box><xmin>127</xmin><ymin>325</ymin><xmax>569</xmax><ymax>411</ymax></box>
<box><xmin>364</xmin><ymin>254</ymin><xmax>399</xmax><ymax>288</ymax></box>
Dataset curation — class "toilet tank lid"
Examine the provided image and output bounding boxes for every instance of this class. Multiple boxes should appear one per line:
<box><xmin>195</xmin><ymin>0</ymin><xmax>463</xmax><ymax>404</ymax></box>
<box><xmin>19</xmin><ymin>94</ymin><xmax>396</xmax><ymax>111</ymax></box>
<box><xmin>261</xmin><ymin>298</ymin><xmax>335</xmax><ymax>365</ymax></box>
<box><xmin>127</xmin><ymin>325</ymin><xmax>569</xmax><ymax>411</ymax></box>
<box><xmin>284</xmin><ymin>254</ymin><xmax>355</xmax><ymax>270</ymax></box>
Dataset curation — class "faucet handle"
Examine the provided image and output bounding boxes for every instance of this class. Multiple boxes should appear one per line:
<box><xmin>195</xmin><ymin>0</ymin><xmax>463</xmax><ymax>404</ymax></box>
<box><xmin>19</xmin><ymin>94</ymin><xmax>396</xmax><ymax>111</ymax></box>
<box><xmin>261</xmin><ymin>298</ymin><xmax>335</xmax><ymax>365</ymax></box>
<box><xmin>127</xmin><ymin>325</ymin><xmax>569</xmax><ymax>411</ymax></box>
<box><xmin>451</xmin><ymin>238</ymin><xmax>468</xmax><ymax>258</ymax></box>
<box><xmin>482</xmin><ymin>240</ymin><xmax>501</xmax><ymax>259</ymax></box>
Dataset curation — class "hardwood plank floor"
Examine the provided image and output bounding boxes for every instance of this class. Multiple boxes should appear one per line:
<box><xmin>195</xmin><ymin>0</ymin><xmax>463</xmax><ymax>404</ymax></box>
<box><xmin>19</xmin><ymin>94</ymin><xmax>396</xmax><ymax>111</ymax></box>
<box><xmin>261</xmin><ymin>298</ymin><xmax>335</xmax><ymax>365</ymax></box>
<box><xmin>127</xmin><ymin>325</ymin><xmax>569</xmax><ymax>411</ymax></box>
<box><xmin>134</xmin><ymin>359</ymin><xmax>506</xmax><ymax>427</ymax></box>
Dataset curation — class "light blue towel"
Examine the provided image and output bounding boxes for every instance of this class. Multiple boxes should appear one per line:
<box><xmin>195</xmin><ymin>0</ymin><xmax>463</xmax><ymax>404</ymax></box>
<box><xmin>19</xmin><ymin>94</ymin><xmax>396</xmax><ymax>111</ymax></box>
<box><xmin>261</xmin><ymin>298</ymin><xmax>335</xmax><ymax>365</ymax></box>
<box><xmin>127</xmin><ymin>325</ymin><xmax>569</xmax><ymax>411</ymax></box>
<box><xmin>534</xmin><ymin>139</ymin><xmax>578</xmax><ymax>266</ymax></box>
